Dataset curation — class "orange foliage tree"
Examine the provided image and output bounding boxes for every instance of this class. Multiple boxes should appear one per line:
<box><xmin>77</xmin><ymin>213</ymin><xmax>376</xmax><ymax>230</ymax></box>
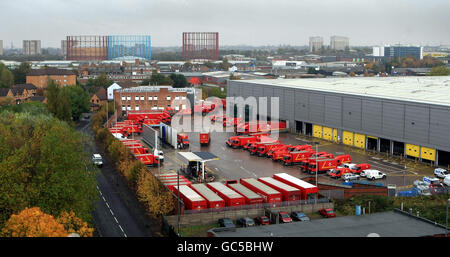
<box><xmin>56</xmin><ymin>210</ymin><xmax>94</xmax><ymax>237</ymax></box>
<box><xmin>1</xmin><ymin>207</ymin><xmax>67</xmax><ymax>237</ymax></box>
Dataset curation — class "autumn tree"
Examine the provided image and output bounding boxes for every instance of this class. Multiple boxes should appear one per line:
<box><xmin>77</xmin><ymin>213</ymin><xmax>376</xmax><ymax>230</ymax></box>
<box><xmin>56</xmin><ymin>210</ymin><xmax>93</xmax><ymax>237</ymax></box>
<box><xmin>136</xmin><ymin>170</ymin><xmax>175</xmax><ymax>217</ymax></box>
<box><xmin>1</xmin><ymin>207</ymin><xmax>68</xmax><ymax>237</ymax></box>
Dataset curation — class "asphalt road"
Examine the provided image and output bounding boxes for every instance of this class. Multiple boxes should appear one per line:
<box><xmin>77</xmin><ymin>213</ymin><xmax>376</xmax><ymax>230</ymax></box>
<box><xmin>76</xmin><ymin>120</ymin><xmax>148</xmax><ymax>237</ymax></box>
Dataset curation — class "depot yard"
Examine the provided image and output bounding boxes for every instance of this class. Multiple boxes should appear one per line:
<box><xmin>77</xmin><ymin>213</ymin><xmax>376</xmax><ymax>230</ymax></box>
<box><xmin>160</xmin><ymin>125</ymin><xmax>433</xmax><ymax>190</ymax></box>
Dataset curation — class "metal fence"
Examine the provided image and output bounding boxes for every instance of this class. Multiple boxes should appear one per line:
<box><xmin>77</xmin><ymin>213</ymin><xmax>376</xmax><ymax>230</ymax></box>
<box><xmin>320</xmin><ymin>189</ymin><xmax>345</xmax><ymax>199</ymax></box>
<box><xmin>183</xmin><ymin>198</ymin><xmax>330</xmax><ymax>215</ymax></box>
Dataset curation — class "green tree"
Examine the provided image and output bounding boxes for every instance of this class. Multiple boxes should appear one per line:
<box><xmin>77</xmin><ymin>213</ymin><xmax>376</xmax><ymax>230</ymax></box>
<box><xmin>46</xmin><ymin>80</ymin><xmax>59</xmax><ymax>115</ymax></box>
<box><xmin>169</xmin><ymin>73</ymin><xmax>188</xmax><ymax>88</ymax></box>
<box><xmin>12</xmin><ymin>62</ymin><xmax>31</xmax><ymax>84</ymax></box>
<box><xmin>0</xmin><ymin>68</ymin><xmax>14</xmax><ymax>88</ymax></box>
<box><xmin>0</xmin><ymin>111</ymin><xmax>98</xmax><ymax>227</ymax></box>
<box><xmin>62</xmin><ymin>86</ymin><xmax>90</xmax><ymax>121</ymax></box>
<box><xmin>142</xmin><ymin>71</ymin><xmax>172</xmax><ymax>86</ymax></box>
<box><xmin>56</xmin><ymin>88</ymin><xmax>72</xmax><ymax>123</ymax></box>
<box><xmin>429</xmin><ymin>66</ymin><xmax>450</xmax><ymax>76</ymax></box>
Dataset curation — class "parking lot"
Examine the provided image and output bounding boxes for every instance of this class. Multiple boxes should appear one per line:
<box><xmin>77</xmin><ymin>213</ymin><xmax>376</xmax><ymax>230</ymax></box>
<box><xmin>145</xmin><ymin>117</ymin><xmax>435</xmax><ymax>190</ymax></box>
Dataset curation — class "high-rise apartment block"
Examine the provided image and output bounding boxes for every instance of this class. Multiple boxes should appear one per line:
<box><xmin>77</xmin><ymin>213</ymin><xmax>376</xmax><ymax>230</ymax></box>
<box><xmin>330</xmin><ymin>36</ymin><xmax>349</xmax><ymax>51</ymax></box>
<box><xmin>23</xmin><ymin>40</ymin><xmax>42</xmax><ymax>55</ymax></box>
<box><xmin>61</xmin><ymin>40</ymin><xmax>67</xmax><ymax>58</ymax></box>
<box><xmin>0</xmin><ymin>40</ymin><xmax>3</xmax><ymax>55</ymax></box>
<box><xmin>309</xmin><ymin>36</ymin><xmax>323</xmax><ymax>52</ymax></box>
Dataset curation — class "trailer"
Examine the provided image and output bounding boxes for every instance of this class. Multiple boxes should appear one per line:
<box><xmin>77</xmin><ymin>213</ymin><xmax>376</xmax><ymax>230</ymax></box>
<box><xmin>172</xmin><ymin>185</ymin><xmax>207</xmax><ymax>210</ymax></box>
<box><xmin>190</xmin><ymin>184</ymin><xmax>225</xmax><ymax>209</ymax></box>
<box><xmin>273</xmin><ymin>173</ymin><xmax>318</xmax><ymax>200</ymax></box>
<box><xmin>206</xmin><ymin>182</ymin><xmax>246</xmax><ymax>207</ymax></box>
<box><xmin>225</xmin><ymin>180</ymin><xmax>264</xmax><ymax>205</ymax></box>
<box><xmin>239</xmin><ymin>178</ymin><xmax>282</xmax><ymax>203</ymax></box>
<box><xmin>257</xmin><ymin>177</ymin><xmax>302</xmax><ymax>201</ymax></box>
<box><xmin>164</xmin><ymin>180</ymin><xmax>192</xmax><ymax>191</ymax></box>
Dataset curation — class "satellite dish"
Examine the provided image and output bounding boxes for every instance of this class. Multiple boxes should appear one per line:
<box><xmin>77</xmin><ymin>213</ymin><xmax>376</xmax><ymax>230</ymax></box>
<box><xmin>367</xmin><ymin>233</ymin><xmax>380</xmax><ymax>237</ymax></box>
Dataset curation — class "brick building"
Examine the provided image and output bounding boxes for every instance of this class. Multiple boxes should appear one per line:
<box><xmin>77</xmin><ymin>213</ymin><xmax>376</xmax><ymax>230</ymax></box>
<box><xmin>90</xmin><ymin>87</ymin><xmax>107</xmax><ymax>112</ymax></box>
<box><xmin>26</xmin><ymin>68</ymin><xmax>76</xmax><ymax>89</ymax></box>
<box><xmin>113</xmin><ymin>86</ymin><xmax>196</xmax><ymax>115</ymax></box>
<box><xmin>0</xmin><ymin>84</ymin><xmax>38</xmax><ymax>105</ymax></box>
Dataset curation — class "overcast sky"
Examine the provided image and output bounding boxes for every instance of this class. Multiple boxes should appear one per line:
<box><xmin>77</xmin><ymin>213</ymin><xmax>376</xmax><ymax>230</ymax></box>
<box><xmin>1</xmin><ymin>0</ymin><xmax>449</xmax><ymax>48</ymax></box>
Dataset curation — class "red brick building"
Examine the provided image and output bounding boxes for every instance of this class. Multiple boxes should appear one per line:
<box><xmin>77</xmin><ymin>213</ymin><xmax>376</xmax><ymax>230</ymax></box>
<box><xmin>0</xmin><ymin>84</ymin><xmax>38</xmax><ymax>105</ymax></box>
<box><xmin>26</xmin><ymin>68</ymin><xmax>76</xmax><ymax>89</ymax></box>
<box><xmin>113</xmin><ymin>86</ymin><xmax>195</xmax><ymax>115</ymax></box>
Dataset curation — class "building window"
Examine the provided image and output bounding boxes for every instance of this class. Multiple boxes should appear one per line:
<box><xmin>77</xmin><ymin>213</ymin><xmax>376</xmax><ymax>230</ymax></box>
<box><xmin>122</xmin><ymin>105</ymin><xmax>126</xmax><ymax>111</ymax></box>
<box><xmin>166</xmin><ymin>96</ymin><xmax>171</xmax><ymax>101</ymax></box>
<box><xmin>175</xmin><ymin>96</ymin><xmax>180</xmax><ymax>100</ymax></box>
<box><xmin>135</xmin><ymin>105</ymin><xmax>140</xmax><ymax>111</ymax></box>
<box><xmin>127</xmin><ymin>96</ymin><xmax>131</xmax><ymax>101</ymax></box>
<box><xmin>175</xmin><ymin>106</ymin><xmax>179</xmax><ymax>111</ymax></box>
<box><xmin>182</xmin><ymin>96</ymin><xmax>186</xmax><ymax>100</ymax></box>
<box><xmin>182</xmin><ymin>105</ymin><xmax>186</xmax><ymax>110</ymax></box>
<box><xmin>148</xmin><ymin>96</ymin><xmax>153</xmax><ymax>101</ymax></box>
<box><xmin>154</xmin><ymin>96</ymin><xmax>158</xmax><ymax>100</ymax></box>
<box><xmin>140</xmin><ymin>96</ymin><xmax>144</xmax><ymax>101</ymax></box>
<box><xmin>127</xmin><ymin>105</ymin><xmax>131</xmax><ymax>110</ymax></box>
<box><xmin>135</xmin><ymin>96</ymin><xmax>139</xmax><ymax>101</ymax></box>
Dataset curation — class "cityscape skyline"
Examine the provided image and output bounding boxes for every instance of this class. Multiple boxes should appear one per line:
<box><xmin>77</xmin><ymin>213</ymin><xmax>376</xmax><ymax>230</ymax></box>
<box><xmin>1</xmin><ymin>0</ymin><xmax>449</xmax><ymax>48</ymax></box>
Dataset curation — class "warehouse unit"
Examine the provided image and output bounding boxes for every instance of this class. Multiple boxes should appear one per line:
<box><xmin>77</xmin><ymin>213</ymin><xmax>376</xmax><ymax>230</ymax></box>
<box><xmin>225</xmin><ymin>182</ymin><xmax>264</xmax><ymax>205</ymax></box>
<box><xmin>227</xmin><ymin>77</ymin><xmax>450</xmax><ymax>167</ymax></box>
<box><xmin>206</xmin><ymin>182</ymin><xmax>246</xmax><ymax>207</ymax></box>
<box><xmin>257</xmin><ymin>177</ymin><xmax>302</xmax><ymax>201</ymax></box>
<box><xmin>273</xmin><ymin>173</ymin><xmax>318</xmax><ymax>200</ymax></box>
<box><xmin>240</xmin><ymin>178</ymin><xmax>282</xmax><ymax>203</ymax></box>
<box><xmin>190</xmin><ymin>184</ymin><xmax>225</xmax><ymax>209</ymax></box>
<box><xmin>172</xmin><ymin>185</ymin><xmax>207</xmax><ymax>210</ymax></box>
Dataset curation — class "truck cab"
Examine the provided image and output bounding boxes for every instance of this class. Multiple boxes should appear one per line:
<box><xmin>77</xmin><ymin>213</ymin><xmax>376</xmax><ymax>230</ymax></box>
<box><xmin>92</xmin><ymin>154</ymin><xmax>103</xmax><ymax>168</ymax></box>
<box><xmin>177</xmin><ymin>133</ymin><xmax>190</xmax><ymax>149</ymax></box>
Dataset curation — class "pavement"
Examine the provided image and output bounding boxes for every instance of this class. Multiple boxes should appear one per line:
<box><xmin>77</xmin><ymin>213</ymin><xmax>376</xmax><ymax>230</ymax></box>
<box><xmin>145</xmin><ymin>116</ymin><xmax>435</xmax><ymax>189</ymax></box>
<box><xmin>76</xmin><ymin>119</ymin><xmax>151</xmax><ymax>237</ymax></box>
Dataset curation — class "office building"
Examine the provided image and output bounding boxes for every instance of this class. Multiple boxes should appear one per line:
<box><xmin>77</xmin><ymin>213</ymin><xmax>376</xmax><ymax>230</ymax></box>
<box><xmin>309</xmin><ymin>36</ymin><xmax>323</xmax><ymax>52</ymax></box>
<box><xmin>330</xmin><ymin>36</ymin><xmax>349</xmax><ymax>51</ymax></box>
<box><xmin>384</xmin><ymin>45</ymin><xmax>423</xmax><ymax>60</ymax></box>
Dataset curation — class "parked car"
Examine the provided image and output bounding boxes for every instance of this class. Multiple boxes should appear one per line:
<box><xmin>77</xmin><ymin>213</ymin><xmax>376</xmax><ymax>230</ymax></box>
<box><xmin>236</xmin><ymin>217</ymin><xmax>256</xmax><ymax>227</ymax></box>
<box><xmin>434</xmin><ymin>168</ymin><xmax>449</xmax><ymax>179</ymax></box>
<box><xmin>291</xmin><ymin>211</ymin><xmax>310</xmax><ymax>222</ymax></box>
<box><xmin>364</xmin><ymin>170</ymin><xmax>386</xmax><ymax>180</ymax></box>
<box><xmin>423</xmin><ymin>176</ymin><xmax>441</xmax><ymax>186</ymax></box>
<box><xmin>218</xmin><ymin>218</ymin><xmax>235</xmax><ymax>228</ymax></box>
<box><xmin>279</xmin><ymin>211</ymin><xmax>292</xmax><ymax>223</ymax></box>
<box><xmin>444</xmin><ymin>176</ymin><xmax>450</xmax><ymax>187</ymax></box>
<box><xmin>254</xmin><ymin>216</ymin><xmax>270</xmax><ymax>225</ymax></box>
<box><xmin>319</xmin><ymin>208</ymin><xmax>336</xmax><ymax>218</ymax></box>
<box><xmin>92</xmin><ymin>154</ymin><xmax>103</xmax><ymax>168</ymax></box>
<box><xmin>341</xmin><ymin>173</ymin><xmax>360</xmax><ymax>181</ymax></box>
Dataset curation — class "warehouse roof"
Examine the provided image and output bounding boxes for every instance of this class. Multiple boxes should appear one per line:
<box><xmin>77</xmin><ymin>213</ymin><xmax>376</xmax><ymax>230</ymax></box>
<box><xmin>211</xmin><ymin>210</ymin><xmax>447</xmax><ymax>237</ymax></box>
<box><xmin>234</xmin><ymin>76</ymin><xmax>450</xmax><ymax>107</ymax></box>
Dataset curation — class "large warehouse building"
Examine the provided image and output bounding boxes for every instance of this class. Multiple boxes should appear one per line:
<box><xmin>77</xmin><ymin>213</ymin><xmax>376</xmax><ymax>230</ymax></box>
<box><xmin>227</xmin><ymin>76</ymin><xmax>450</xmax><ymax>167</ymax></box>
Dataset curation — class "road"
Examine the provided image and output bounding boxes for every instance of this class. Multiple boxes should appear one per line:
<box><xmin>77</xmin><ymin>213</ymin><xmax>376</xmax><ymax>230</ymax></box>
<box><xmin>76</xmin><ymin>120</ymin><xmax>149</xmax><ymax>237</ymax></box>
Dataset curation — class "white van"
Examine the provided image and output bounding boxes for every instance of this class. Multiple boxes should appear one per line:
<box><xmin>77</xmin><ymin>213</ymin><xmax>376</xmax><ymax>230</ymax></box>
<box><xmin>364</xmin><ymin>170</ymin><xmax>386</xmax><ymax>180</ymax></box>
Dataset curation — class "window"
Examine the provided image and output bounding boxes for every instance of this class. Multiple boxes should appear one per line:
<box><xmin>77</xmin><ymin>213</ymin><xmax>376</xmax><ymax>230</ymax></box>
<box><xmin>159</xmin><ymin>107</ymin><xmax>164</xmax><ymax>110</ymax></box>
<box><xmin>135</xmin><ymin>105</ymin><xmax>140</xmax><ymax>111</ymax></box>
<box><xmin>121</xmin><ymin>96</ymin><xmax>125</xmax><ymax>101</ymax></box>
<box><xmin>154</xmin><ymin>96</ymin><xmax>158</xmax><ymax>100</ymax></box>
<box><xmin>127</xmin><ymin>96</ymin><xmax>131</xmax><ymax>101</ymax></box>
<box><xmin>148</xmin><ymin>96</ymin><xmax>153</xmax><ymax>101</ymax></box>
<box><xmin>182</xmin><ymin>96</ymin><xmax>186</xmax><ymax>100</ymax></box>
<box><xmin>140</xmin><ymin>96</ymin><xmax>144</xmax><ymax>101</ymax></box>
<box><xmin>127</xmin><ymin>105</ymin><xmax>131</xmax><ymax>110</ymax></box>
<box><xmin>135</xmin><ymin>96</ymin><xmax>139</xmax><ymax>101</ymax></box>
<box><xmin>175</xmin><ymin>96</ymin><xmax>180</xmax><ymax>100</ymax></box>
<box><xmin>182</xmin><ymin>105</ymin><xmax>186</xmax><ymax>110</ymax></box>
<box><xmin>122</xmin><ymin>105</ymin><xmax>126</xmax><ymax>111</ymax></box>
<box><xmin>175</xmin><ymin>106</ymin><xmax>179</xmax><ymax>110</ymax></box>
<box><xmin>166</xmin><ymin>96</ymin><xmax>171</xmax><ymax>101</ymax></box>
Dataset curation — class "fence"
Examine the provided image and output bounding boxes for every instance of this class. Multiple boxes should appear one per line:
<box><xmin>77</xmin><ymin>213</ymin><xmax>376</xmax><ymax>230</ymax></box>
<box><xmin>183</xmin><ymin>198</ymin><xmax>330</xmax><ymax>215</ymax></box>
<box><xmin>320</xmin><ymin>189</ymin><xmax>345</xmax><ymax>199</ymax></box>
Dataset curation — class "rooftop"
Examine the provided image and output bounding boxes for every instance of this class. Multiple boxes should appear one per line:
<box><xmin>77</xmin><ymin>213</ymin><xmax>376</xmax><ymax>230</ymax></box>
<box><xmin>27</xmin><ymin>68</ymin><xmax>75</xmax><ymax>76</ymax></box>
<box><xmin>211</xmin><ymin>210</ymin><xmax>447</xmax><ymax>237</ymax></box>
<box><xmin>234</xmin><ymin>76</ymin><xmax>450</xmax><ymax>107</ymax></box>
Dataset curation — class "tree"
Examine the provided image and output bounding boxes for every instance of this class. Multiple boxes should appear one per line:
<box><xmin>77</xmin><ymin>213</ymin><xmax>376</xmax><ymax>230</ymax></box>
<box><xmin>0</xmin><ymin>111</ymin><xmax>99</xmax><ymax>226</ymax></box>
<box><xmin>429</xmin><ymin>66</ymin><xmax>450</xmax><ymax>76</ymax></box>
<box><xmin>1</xmin><ymin>207</ymin><xmax>67</xmax><ymax>237</ymax></box>
<box><xmin>169</xmin><ymin>73</ymin><xmax>188</xmax><ymax>88</ymax></box>
<box><xmin>136</xmin><ymin>169</ymin><xmax>174</xmax><ymax>217</ymax></box>
<box><xmin>46</xmin><ymin>80</ymin><xmax>59</xmax><ymax>115</ymax></box>
<box><xmin>56</xmin><ymin>210</ymin><xmax>93</xmax><ymax>237</ymax></box>
<box><xmin>62</xmin><ymin>85</ymin><xmax>90</xmax><ymax>121</ymax></box>
<box><xmin>142</xmin><ymin>71</ymin><xmax>172</xmax><ymax>86</ymax></box>
<box><xmin>56</xmin><ymin>88</ymin><xmax>72</xmax><ymax>123</ymax></box>
<box><xmin>12</xmin><ymin>62</ymin><xmax>31</xmax><ymax>84</ymax></box>
<box><xmin>0</xmin><ymin>68</ymin><xmax>14</xmax><ymax>88</ymax></box>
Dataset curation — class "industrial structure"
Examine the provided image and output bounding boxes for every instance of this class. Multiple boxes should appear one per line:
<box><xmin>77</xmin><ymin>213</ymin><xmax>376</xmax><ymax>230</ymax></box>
<box><xmin>23</xmin><ymin>40</ymin><xmax>41</xmax><ymax>55</ymax></box>
<box><xmin>66</xmin><ymin>35</ymin><xmax>151</xmax><ymax>61</ymax></box>
<box><xmin>182</xmin><ymin>32</ymin><xmax>219</xmax><ymax>61</ymax></box>
<box><xmin>227</xmin><ymin>76</ymin><xmax>450</xmax><ymax>167</ymax></box>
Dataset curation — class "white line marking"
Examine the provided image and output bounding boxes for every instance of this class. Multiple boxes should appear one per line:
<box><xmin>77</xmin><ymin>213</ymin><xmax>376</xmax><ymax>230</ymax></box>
<box><xmin>114</xmin><ymin>217</ymin><xmax>119</xmax><ymax>224</ymax></box>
